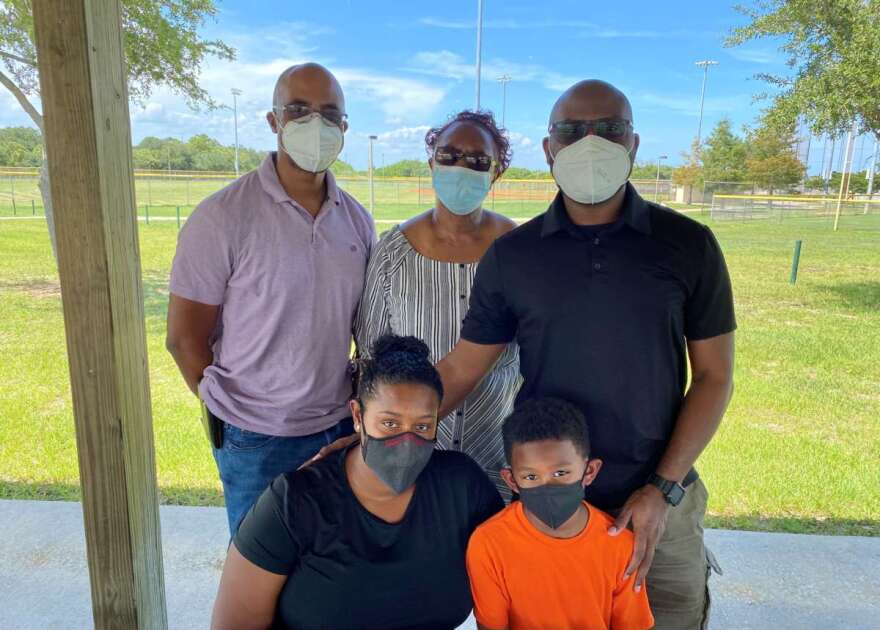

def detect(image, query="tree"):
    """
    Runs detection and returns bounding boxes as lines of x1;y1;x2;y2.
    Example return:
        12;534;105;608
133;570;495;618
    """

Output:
726;0;880;139
804;175;827;192
0;125;41;166
330;160;357;177
503;166;552;180
701;119;748;184
375;159;431;178
0;0;234;259
828;170;869;194
672;140;703;203
744;115;805;194
630;162;673;180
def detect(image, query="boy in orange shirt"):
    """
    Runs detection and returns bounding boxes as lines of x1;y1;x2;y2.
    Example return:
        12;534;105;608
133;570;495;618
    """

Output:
466;398;654;630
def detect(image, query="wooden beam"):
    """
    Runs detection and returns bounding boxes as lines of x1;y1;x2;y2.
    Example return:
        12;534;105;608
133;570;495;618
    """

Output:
32;2;167;628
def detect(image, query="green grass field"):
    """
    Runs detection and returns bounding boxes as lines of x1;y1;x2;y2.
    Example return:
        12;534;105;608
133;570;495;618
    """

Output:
1;184;878;536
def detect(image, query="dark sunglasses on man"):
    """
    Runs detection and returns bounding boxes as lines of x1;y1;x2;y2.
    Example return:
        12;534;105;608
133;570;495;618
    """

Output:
433;146;495;173
549;118;633;145
275;102;348;127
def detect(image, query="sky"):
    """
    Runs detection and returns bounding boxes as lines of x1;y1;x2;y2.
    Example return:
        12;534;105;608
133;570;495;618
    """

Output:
2;0;877;173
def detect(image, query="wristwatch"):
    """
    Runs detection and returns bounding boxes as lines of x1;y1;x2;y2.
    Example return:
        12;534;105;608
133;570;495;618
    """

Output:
648;473;686;507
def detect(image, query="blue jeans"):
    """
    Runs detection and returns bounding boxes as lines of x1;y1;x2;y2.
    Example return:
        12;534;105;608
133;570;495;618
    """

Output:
212;416;353;535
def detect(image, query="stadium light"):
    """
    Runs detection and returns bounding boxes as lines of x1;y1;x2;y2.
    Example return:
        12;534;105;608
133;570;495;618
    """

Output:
655;155;668;202
231;88;242;177
694;60;718;148
497;75;512;127
368;135;378;214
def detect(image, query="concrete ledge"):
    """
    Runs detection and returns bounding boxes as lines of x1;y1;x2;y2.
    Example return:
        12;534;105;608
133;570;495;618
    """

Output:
1;500;877;629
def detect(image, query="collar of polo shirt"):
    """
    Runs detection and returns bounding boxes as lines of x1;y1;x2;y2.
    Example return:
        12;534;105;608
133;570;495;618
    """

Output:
541;182;652;239
258;151;342;209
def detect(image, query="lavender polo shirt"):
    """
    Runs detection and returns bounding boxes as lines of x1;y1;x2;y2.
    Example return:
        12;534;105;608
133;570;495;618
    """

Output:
169;153;375;437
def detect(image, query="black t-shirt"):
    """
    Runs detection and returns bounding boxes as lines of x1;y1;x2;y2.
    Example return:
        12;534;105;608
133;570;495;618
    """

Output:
461;185;736;510
233;446;504;629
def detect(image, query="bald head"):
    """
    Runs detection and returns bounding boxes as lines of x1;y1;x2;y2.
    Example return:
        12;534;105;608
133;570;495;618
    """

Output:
549;80;632;127
272;63;345;112
542;79;639;176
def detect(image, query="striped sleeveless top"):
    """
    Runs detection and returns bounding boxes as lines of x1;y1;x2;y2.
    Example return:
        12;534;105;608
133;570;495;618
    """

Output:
355;226;521;497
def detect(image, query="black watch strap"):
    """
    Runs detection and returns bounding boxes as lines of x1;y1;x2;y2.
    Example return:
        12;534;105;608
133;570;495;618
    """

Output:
648;473;686;506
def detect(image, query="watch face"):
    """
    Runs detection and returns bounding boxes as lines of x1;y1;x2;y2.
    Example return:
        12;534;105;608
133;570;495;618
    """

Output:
668;484;686;506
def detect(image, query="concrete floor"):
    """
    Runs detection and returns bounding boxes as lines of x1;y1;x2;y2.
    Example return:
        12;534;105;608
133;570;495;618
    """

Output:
1;499;878;629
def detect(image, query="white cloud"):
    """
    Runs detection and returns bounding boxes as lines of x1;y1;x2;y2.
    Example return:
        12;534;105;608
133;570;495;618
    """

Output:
638;92;752;116
419;17;529;29
375;125;432;144
727;48;779;65
507;131;545;162
419;16;691;39
334;69;445;122
407;50;578;93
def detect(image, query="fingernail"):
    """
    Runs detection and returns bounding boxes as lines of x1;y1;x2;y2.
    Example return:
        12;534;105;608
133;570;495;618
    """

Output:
635;584;641;593
608;527;617;534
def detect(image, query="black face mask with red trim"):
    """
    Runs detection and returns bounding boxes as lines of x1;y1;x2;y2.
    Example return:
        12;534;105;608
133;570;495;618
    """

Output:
360;428;435;495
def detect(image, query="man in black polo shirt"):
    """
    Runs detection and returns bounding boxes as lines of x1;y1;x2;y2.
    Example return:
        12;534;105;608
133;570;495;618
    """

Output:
436;80;735;629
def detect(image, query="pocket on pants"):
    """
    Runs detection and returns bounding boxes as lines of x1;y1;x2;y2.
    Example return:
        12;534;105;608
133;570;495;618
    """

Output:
700;546;723;630
223;423;277;451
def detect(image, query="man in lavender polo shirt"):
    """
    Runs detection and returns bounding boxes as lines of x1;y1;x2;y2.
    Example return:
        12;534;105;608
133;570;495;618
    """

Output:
166;63;375;534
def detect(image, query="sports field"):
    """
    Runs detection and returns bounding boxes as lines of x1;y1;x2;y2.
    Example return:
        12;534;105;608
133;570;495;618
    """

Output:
0;179;878;536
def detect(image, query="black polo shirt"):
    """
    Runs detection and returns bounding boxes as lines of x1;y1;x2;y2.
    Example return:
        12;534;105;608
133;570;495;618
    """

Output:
461;184;736;510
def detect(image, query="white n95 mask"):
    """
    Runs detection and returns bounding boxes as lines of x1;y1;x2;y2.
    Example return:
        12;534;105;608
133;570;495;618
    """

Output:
551;134;632;204
279;113;344;173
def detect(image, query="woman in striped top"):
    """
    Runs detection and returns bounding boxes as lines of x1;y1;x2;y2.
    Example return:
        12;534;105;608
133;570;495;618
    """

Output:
355;110;521;497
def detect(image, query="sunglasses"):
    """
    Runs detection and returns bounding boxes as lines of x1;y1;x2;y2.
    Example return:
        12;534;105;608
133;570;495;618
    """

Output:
275;103;348;127
434;147;495;172
549;119;633;145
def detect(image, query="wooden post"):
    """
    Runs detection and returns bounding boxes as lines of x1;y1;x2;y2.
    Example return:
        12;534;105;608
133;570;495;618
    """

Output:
32;2;167;629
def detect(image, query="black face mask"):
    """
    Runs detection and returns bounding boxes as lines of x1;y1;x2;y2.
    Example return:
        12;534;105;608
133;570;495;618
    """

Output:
517;479;585;529
361;426;435;495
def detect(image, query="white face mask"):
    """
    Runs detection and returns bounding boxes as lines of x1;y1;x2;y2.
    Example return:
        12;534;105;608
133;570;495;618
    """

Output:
278;113;344;173
550;134;632;204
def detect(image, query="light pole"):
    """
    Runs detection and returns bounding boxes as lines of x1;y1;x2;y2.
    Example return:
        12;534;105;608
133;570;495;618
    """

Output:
475;0;484;109
655;155;668;202
867;139;878;200
694;60;718;148
825;136;837;193
833;120;859;231
231;87;242;177
368;135;377;214
497;74;511;127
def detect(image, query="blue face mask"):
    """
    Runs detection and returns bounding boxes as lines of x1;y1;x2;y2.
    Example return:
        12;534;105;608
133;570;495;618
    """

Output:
431;164;492;215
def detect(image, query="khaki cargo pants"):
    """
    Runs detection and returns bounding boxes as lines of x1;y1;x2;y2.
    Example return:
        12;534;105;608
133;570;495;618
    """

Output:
645;477;722;630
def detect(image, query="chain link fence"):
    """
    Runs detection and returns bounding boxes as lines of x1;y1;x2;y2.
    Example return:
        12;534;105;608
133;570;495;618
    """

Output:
0;168;674;223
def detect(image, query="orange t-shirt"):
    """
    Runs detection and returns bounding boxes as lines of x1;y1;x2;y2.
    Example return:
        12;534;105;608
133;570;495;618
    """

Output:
466;501;654;630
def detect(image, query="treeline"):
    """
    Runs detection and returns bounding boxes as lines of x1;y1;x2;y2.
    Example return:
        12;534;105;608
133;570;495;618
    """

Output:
0;128;357;176
0;127;42;166
132;135;362;176
672;117;816;195
371;160;673;181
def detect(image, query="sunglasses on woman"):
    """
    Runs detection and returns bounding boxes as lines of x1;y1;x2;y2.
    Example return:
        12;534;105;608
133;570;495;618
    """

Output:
549;119;633;145
434;147;495;173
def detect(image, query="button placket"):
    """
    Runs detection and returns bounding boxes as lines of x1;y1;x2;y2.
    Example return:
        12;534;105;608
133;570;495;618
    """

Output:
452;263;468;450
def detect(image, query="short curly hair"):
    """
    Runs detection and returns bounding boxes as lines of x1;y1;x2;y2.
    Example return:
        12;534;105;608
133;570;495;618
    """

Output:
425;109;512;179
502;398;591;461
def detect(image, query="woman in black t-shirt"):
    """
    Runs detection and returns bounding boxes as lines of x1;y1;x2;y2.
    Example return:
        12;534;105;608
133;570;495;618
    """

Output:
211;334;504;630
